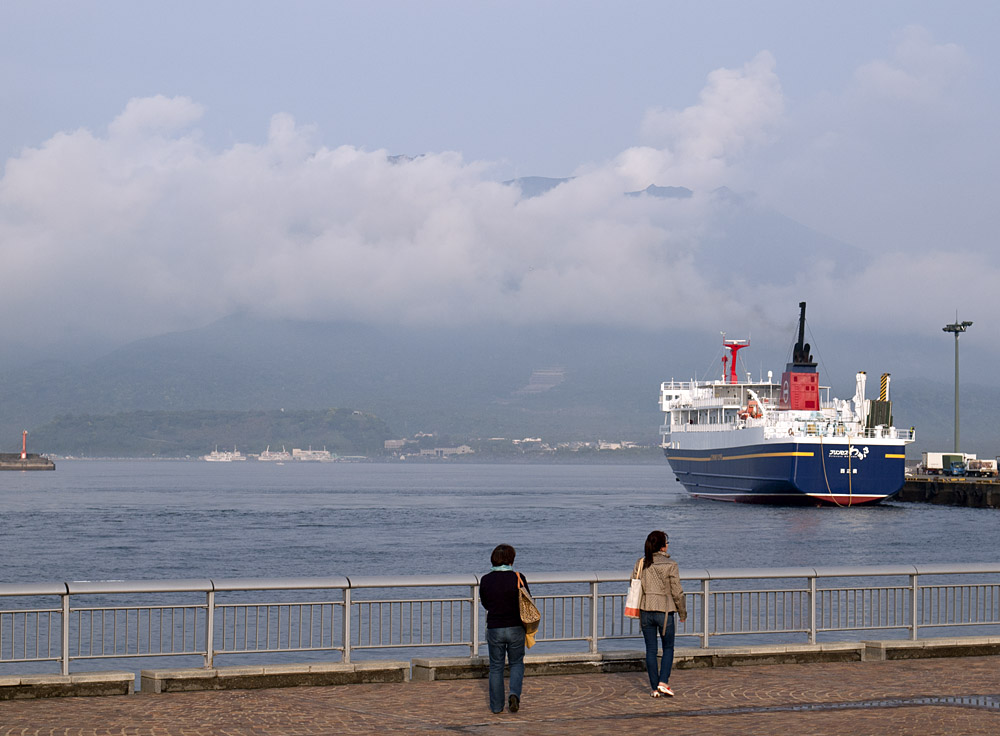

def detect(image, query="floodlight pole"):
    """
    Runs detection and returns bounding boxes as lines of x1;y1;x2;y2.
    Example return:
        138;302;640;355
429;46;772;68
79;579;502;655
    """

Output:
942;318;973;452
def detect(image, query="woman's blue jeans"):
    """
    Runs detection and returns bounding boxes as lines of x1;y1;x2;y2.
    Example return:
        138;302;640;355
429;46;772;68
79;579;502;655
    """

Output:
640;610;676;690
486;626;525;712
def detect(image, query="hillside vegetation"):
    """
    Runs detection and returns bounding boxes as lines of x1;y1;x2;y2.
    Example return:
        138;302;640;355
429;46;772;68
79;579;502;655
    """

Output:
29;408;392;458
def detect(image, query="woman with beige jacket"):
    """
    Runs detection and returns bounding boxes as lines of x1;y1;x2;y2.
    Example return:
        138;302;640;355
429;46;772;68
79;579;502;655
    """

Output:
633;530;686;697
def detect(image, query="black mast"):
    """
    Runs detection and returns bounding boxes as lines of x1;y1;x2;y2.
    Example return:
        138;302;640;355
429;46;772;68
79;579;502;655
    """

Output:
790;301;816;369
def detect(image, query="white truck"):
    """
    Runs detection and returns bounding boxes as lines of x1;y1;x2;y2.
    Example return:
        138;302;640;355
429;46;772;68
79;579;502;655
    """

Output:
967;458;999;478
921;452;970;476
920;452;998;477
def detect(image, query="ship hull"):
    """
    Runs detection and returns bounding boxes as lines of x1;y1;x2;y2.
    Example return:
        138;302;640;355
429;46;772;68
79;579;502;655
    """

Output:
664;440;907;507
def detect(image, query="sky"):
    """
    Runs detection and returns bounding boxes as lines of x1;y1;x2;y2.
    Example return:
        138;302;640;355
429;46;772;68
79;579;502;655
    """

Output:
2;1;999;375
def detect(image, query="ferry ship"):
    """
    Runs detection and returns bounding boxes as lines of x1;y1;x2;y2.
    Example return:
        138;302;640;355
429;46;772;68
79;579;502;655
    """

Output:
659;303;914;506
291;447;334;462
258;446;292;462
203;447;246;462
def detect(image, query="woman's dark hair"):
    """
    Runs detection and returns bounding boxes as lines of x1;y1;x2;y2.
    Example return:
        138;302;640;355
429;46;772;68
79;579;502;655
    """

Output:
643;530;667;570
491;544;516;567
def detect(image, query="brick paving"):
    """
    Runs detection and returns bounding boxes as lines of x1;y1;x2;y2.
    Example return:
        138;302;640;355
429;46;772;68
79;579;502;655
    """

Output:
2;657;1000;735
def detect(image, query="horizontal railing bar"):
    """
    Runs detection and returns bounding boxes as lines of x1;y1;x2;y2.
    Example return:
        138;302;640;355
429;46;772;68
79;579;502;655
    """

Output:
350;641;470;650
350;598;471;605
0;583;68;597
0;608;61;615
66;580;213;595
216;601;344;608
212;577;350;592
346;575;478;588
68;650;204;660
71;605;204;613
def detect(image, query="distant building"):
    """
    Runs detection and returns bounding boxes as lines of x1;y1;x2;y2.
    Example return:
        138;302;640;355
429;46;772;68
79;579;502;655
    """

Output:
419;445;474;458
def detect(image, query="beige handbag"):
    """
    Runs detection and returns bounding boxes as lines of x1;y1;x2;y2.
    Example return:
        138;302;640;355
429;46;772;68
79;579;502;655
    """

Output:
517;573;540;647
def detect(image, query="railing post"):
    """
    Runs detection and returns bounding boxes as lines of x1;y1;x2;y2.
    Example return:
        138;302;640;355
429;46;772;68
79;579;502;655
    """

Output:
342;588;352;663
471;583;480;657
910;573;919;641
590;581;599;654
809;575;817;645
61;592;70;676
204;590;215;668
701;579;710;648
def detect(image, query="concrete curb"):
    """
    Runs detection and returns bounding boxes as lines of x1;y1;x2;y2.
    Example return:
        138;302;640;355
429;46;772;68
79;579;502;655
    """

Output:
5;637;1000;699
0;671;134;701
862;636;1000;660
139;661;410;694
413;643;867;681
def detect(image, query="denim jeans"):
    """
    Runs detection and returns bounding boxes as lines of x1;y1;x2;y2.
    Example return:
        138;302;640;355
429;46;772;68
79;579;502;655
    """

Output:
486;626;525;712
640;610;676;690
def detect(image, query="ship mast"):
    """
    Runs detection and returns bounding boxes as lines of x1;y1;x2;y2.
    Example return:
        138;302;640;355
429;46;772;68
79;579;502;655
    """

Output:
721;332;750;384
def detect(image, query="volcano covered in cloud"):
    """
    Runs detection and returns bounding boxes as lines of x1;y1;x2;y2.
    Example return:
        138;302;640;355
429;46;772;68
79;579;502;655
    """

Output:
2;41;997;456
0;49;954;358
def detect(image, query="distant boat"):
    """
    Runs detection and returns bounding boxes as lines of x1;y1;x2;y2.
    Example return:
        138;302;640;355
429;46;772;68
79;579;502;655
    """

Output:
203;447;246;462
258;445;293;462
292;447;335;462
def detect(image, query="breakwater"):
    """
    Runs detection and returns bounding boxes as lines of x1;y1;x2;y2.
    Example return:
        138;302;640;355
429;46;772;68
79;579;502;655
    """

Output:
896;477;1000;508
0;452;55;470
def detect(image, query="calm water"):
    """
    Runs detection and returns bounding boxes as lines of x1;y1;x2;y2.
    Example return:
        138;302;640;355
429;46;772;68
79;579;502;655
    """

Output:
0;460;996;584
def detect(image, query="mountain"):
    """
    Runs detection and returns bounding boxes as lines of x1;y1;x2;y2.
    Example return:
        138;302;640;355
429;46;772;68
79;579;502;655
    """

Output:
2;314;997;460
27;408;391;457
0;317;684;448
1;184;994;459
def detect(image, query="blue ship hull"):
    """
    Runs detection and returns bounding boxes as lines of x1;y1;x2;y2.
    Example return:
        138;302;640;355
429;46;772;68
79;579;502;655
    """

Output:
664;441;907;506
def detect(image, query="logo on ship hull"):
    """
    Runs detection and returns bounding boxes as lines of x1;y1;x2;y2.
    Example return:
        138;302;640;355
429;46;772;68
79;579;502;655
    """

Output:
827;446;869;460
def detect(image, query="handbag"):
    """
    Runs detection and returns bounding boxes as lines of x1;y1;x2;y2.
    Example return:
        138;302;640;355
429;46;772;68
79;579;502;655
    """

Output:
517;573;540;647
624;559;643;619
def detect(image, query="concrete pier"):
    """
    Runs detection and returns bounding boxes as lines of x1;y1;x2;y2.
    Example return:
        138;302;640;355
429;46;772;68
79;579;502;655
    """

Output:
0;452;55;470
896;477;1000;508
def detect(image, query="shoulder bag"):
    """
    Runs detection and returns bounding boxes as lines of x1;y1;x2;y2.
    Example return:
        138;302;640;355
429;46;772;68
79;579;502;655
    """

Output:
516;572;540;647
624;558;643;619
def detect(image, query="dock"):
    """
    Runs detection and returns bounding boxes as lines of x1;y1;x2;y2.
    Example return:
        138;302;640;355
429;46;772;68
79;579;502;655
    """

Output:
0;452;55;470
897;477;1000;508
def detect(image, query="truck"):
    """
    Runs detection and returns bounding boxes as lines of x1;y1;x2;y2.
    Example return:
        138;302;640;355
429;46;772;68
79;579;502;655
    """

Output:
920;452;998;477
921;452;971;476
967;458;999;478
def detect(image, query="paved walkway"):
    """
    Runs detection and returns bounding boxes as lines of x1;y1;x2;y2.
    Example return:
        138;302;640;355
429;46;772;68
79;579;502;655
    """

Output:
2;656;1000;735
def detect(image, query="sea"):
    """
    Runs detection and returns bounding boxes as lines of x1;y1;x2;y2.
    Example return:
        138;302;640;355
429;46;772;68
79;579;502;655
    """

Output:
1;460;996;585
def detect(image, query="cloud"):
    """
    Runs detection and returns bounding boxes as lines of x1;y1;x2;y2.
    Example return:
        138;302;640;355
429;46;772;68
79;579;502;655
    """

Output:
108;95;205;138
633;51;784;190
0;68;784;348
854;26;971;104
1;37;996;361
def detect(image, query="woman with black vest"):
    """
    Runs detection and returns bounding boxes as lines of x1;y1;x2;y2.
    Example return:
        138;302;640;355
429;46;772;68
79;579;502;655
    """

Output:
479;543;531;714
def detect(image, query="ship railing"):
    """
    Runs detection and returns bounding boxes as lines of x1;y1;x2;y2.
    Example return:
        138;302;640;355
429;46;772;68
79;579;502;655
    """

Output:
3;565;1000;675
763;421;915;442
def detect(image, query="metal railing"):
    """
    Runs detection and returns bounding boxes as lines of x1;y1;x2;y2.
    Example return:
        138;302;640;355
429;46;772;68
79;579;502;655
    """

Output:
2;564;999;675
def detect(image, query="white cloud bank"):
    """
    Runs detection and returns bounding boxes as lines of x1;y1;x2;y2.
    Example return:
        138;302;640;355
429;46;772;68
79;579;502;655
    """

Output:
2;34;998;354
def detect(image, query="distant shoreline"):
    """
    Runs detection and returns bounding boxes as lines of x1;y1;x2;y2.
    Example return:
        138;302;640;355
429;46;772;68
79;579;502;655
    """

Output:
47;450;667;465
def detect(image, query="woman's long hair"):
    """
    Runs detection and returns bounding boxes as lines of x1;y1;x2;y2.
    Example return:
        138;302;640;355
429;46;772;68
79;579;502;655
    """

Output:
643;530;667;570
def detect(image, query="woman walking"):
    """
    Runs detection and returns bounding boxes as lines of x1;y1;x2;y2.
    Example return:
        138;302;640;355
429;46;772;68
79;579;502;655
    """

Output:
633;530;686;697
480;544;530;714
